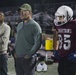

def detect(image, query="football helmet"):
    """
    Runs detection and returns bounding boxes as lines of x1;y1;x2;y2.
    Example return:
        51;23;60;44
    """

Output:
54;5;73;26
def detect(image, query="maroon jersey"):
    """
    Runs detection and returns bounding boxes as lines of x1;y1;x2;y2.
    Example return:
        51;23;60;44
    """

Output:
54;20;76;57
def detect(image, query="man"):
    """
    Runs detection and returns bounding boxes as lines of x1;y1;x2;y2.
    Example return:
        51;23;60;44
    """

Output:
53;5;76;75
14;3;42;75
0;12;10;75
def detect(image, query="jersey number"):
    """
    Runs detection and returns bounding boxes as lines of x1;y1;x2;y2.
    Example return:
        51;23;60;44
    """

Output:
58;34;71;50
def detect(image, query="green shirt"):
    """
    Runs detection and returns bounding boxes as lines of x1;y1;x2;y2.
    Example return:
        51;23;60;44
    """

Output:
15;19;42;57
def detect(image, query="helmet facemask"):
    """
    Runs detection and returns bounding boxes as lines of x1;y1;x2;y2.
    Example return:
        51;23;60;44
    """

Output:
54;15;67;26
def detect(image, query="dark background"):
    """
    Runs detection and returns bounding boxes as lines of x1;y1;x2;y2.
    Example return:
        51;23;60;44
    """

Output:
0;0;76;7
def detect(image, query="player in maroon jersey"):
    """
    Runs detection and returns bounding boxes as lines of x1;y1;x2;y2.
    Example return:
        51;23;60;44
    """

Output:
54;5;76;75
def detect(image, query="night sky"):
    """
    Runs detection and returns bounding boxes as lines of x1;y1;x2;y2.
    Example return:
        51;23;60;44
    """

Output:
0;0;76;7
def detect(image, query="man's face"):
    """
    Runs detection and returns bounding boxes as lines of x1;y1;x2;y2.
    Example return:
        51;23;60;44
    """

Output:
20;10;31;20
0;13;4;22
57;16;64;22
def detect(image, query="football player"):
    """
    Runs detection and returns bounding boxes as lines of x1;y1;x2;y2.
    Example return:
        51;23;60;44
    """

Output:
54;5;76;75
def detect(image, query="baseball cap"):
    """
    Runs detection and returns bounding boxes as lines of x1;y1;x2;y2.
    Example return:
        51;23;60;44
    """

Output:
18;3;32;11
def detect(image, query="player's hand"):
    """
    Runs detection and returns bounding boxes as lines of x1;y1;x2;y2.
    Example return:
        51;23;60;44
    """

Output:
67;51;76;62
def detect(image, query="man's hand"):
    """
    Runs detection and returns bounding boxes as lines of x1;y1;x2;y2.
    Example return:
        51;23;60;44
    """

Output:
13;53;17;58
24;54;30;59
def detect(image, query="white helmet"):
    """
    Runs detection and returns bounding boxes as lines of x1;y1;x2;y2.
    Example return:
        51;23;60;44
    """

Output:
54;5;73;26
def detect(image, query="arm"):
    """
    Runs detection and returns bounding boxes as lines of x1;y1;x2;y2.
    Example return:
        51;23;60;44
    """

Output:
25;25;42;59
29;26;42;56
0;33;4;44
2;25;10;49
53;29;59;50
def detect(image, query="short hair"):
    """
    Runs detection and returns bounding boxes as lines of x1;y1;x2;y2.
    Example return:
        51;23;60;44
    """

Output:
0;11;4;16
